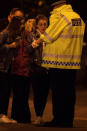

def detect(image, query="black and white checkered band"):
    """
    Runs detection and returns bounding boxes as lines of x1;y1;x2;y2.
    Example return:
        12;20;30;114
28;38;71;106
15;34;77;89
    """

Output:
42;60;80;66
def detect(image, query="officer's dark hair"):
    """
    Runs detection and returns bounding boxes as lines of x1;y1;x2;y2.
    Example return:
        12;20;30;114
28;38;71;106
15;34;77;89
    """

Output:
47;0;67;6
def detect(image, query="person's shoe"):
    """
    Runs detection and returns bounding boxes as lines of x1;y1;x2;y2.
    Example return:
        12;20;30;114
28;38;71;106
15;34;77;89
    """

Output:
0;115;17;123
9;118;17;123
32;116;43;125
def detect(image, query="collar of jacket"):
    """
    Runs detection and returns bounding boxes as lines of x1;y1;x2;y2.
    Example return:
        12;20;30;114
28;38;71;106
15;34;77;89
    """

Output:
50;4;73;15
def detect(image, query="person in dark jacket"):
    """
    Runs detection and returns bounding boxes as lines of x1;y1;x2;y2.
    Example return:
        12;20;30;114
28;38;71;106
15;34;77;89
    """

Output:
26;15;49;124
10;18;37;123
0;8;24;123
10;30;32;123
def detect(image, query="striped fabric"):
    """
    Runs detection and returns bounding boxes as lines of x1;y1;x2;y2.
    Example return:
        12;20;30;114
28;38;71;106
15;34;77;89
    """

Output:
42;60;80;67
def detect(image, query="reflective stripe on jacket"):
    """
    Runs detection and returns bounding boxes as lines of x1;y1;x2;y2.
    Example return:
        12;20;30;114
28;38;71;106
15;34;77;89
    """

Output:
40;5;85;69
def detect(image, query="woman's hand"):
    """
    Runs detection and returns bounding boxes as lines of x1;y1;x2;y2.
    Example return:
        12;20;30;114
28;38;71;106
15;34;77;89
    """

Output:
4;42;18;49
32;40;39;48
32;38;43;48
36;38;43;45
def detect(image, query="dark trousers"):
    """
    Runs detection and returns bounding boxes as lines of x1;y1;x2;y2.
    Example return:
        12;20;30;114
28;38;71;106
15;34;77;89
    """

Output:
48;68;76;126
0;71;11;115
10;74;31;123
32;67;49;117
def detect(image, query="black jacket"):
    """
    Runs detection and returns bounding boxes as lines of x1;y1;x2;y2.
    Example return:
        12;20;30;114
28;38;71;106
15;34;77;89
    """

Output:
84;24;87;43
25;30;43;73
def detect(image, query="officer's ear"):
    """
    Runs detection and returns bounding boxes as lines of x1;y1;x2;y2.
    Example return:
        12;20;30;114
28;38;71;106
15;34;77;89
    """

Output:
8;14;13;23
8;15;10;22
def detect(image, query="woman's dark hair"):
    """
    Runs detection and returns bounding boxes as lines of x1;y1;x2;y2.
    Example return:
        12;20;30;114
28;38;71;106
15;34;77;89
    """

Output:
35;14;48;25
8;16;24;42
10;8;24;16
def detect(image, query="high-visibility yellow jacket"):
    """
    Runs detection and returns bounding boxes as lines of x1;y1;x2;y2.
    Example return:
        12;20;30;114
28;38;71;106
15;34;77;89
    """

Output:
40;5;85;69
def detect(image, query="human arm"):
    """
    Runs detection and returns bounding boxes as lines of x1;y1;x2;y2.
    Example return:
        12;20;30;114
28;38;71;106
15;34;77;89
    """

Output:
3;36;22;49
3;42;18;49
0;30;8;45
24;31;39;53
33;14;68;46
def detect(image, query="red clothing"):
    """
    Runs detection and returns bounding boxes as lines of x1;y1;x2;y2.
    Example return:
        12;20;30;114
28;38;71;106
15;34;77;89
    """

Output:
12;33;30;77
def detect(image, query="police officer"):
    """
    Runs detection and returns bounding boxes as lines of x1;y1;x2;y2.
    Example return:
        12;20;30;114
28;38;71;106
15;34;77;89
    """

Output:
35;0;85;127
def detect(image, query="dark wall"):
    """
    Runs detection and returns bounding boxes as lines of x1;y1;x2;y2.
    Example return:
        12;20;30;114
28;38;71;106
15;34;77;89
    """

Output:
0;0;87;22
0;0;11;18
69;0;87;23
0;0;24;18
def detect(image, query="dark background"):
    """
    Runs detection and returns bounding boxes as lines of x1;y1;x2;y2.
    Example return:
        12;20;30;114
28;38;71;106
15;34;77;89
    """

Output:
0;0;87;22
0;0;87;88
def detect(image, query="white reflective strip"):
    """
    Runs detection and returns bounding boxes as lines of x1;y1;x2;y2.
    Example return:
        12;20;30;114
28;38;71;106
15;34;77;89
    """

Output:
60;14;72;38
43;32;54;42
72;35;84;38
43;53;80;59
60;34;84;38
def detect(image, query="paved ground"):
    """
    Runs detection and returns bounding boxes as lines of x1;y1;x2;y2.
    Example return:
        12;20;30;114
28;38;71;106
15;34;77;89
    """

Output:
74;88;87;128
1;87;87;130
7;87;87;127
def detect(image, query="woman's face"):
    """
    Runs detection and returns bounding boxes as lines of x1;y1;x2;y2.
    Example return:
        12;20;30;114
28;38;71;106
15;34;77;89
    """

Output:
37;19;48;34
